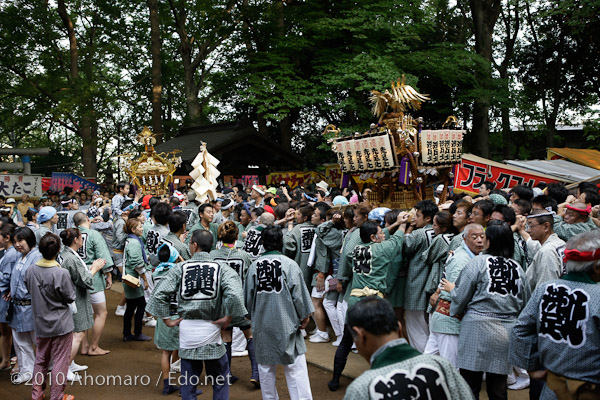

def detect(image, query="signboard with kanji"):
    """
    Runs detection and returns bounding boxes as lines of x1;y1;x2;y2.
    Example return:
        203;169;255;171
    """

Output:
333;133;396;173
266;171;317;188
0;174;42;198
419;129;464;167
50;172;101;193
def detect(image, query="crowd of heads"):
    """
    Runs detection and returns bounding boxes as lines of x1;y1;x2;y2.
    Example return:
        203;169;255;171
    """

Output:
0;176;598;266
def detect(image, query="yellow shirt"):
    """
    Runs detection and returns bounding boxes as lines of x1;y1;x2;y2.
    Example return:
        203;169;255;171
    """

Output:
17;201;33;222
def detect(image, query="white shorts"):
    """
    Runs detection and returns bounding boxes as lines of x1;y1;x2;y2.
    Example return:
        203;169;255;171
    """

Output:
90;291;106;304
311;286;326;299
143;271;155;302
424;331;459;368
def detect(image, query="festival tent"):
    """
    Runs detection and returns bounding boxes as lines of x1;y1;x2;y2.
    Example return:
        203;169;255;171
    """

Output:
504;159;600;183
547;147;600;170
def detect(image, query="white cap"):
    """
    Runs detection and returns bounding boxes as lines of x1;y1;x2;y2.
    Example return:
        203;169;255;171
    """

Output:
316;181;329;194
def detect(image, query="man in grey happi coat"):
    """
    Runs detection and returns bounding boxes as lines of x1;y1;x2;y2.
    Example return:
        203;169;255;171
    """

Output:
162;211;192;260
35;206;58;244
245;226;315;400
147;229;247;400
283;205;317;289
524;209;566;291
425;224;484;368
403;199;438;353
343;297;474;400
554;202;596;242
144;202;172;267
510;230;600;400
242;212;273;260
181;191;199;229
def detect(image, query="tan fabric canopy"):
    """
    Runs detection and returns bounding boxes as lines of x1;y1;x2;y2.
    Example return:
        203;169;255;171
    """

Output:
547;148;600;170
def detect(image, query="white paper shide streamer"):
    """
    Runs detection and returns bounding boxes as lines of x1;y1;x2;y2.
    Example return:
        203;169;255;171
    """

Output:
190;141;220;202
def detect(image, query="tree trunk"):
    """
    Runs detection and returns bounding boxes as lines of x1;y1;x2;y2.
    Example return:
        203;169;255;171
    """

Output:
168;0;202;124
500;100;511;159
83;14;97;178
57;0;97;178
545;27;565;149
469;0;501;158
274;0;295;150
148;0;164;141
525;3;550;148
546;122;555;148
80;123;96;179
257;114;268;135
57;0;78;79
471;102;491;158
496;2;520;160
280;116;293;151
183;60;202;123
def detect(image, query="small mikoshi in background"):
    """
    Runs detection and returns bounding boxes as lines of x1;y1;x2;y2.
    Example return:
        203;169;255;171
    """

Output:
117;126;181;196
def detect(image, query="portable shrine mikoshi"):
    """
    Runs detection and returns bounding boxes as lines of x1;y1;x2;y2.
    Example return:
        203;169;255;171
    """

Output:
324;75;465;210
117;126;182;196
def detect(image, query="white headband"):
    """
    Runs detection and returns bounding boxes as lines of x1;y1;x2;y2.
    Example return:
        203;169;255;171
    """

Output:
252;185;265;196
526;206;556;219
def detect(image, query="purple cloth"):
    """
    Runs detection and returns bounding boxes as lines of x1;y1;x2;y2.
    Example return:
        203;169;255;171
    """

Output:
128;234;148;264
398;156;410;185
341;174;350;189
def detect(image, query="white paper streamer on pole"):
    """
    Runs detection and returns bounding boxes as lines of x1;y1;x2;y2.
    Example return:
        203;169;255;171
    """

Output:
191;142;220;203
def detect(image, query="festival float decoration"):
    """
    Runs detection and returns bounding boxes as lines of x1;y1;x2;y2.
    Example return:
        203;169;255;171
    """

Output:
189;141;221;203
118;126;181;196
325;75;464;209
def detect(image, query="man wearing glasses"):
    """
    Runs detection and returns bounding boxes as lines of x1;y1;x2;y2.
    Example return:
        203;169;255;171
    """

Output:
523;209;566;291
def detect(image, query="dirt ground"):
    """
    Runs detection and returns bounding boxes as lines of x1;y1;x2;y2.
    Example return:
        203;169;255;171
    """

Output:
1;288;530;399
0;289;352;399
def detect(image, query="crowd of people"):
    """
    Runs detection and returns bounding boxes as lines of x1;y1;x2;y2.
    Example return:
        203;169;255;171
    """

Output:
0;177;599;400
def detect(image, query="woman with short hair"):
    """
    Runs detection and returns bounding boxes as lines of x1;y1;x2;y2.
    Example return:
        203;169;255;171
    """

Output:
25;232;76;399
8;227;42;384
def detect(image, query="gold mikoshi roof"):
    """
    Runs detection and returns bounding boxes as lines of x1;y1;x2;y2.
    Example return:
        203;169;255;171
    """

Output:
116;126;181;196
